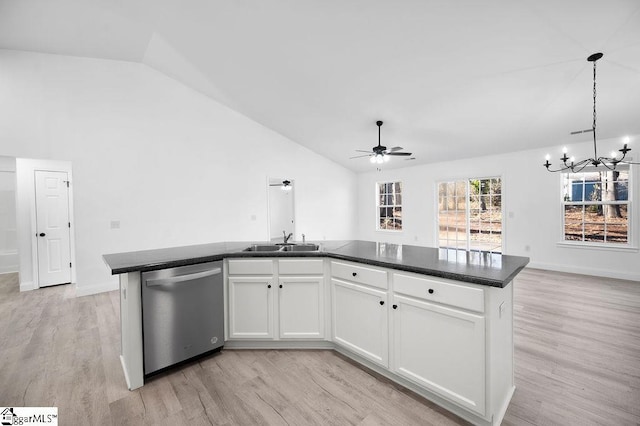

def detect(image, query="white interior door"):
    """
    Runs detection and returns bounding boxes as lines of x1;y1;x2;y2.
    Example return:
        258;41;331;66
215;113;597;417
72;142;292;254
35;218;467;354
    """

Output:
35;170;71;287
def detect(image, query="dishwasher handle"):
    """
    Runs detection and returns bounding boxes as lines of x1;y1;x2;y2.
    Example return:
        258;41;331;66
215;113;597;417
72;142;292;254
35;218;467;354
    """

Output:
145;267;222;287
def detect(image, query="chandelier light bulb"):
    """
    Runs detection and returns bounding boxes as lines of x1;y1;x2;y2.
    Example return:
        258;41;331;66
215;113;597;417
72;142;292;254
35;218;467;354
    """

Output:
376;155;384;164
611;151;617;158
623;136;630;144
570;156;575;163
384;155;390;162
370;156;376;163
545;154;551;161
562;147;568;154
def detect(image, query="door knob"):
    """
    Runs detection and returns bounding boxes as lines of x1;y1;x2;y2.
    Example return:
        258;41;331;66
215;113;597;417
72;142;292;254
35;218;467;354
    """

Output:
39;233;46;237
379;301;385;306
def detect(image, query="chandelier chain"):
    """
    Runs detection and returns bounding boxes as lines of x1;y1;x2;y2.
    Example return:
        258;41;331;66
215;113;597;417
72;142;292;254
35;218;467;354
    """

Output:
543;52;638;172
592;59;597;132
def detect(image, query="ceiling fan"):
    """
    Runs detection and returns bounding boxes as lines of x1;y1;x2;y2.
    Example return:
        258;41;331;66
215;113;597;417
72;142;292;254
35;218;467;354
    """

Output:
351;121;412;164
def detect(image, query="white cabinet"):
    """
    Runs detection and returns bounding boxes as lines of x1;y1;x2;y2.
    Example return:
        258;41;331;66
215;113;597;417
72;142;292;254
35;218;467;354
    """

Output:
227;258;324;341
228;276;274;339
332;278;388;367
226;256;513;425
392;294;486;415
279;276;324;339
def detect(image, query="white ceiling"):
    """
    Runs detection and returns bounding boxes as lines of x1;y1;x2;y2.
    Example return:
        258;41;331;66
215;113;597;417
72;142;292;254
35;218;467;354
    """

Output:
1;0;639;172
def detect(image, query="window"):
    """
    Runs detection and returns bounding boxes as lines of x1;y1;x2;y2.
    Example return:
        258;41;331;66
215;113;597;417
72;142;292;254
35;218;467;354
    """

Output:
562;167;630;245
377;181;402;231
438;177;502;252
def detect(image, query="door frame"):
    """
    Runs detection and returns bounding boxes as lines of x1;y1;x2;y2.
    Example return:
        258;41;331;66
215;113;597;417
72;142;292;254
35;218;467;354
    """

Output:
16;158;76;291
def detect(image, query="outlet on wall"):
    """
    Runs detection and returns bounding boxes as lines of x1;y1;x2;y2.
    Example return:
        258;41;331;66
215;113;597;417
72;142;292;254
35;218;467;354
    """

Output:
110;220;120;229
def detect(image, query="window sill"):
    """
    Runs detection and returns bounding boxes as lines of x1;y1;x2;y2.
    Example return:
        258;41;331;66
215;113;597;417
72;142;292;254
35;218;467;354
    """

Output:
556;241;639;253
376;229;403;233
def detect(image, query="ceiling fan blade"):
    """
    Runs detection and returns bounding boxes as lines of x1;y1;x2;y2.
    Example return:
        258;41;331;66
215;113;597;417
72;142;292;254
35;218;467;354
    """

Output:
386;152;412;156
387;146;403;152
355;149;373;153
350;154;373;159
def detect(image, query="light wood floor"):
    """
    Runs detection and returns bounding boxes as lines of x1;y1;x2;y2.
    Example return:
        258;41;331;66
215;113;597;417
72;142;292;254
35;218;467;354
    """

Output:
0;269;638;425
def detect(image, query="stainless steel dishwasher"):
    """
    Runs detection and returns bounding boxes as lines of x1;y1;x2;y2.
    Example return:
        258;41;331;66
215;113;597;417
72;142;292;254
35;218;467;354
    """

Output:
142;261;224;376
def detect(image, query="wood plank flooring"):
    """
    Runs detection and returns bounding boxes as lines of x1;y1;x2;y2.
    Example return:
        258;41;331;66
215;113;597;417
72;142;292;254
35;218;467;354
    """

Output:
0;269;638;425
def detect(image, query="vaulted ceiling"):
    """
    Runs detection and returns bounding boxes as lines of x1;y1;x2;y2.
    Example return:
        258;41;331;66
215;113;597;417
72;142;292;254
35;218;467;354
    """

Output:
1;0;639;172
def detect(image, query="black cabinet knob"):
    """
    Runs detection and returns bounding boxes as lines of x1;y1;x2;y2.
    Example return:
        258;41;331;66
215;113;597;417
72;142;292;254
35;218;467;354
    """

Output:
379;301;385;306
39;233;46;237
267;284;271;288
392;304;398;309
279;284;283;288
428;288;434;294
352;272;357;277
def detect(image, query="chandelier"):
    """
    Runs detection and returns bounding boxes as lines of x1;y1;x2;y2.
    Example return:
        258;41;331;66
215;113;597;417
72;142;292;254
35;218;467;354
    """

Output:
543;53;638;172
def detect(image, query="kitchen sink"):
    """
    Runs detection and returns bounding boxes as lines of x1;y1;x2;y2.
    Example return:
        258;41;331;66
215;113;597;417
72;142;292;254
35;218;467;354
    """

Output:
243;244;282;252
281;244;320;252
243;243;320;252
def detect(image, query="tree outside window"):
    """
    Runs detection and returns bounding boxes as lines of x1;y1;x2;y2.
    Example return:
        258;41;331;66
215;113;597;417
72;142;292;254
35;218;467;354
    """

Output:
562;168;629;244
377;182;402;231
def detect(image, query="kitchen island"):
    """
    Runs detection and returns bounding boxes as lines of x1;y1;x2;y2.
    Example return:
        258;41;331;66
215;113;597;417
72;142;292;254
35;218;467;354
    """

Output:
103;240;529;426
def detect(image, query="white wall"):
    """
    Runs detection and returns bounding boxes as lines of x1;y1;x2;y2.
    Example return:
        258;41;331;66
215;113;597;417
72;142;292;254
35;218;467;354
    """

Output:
0;156;18;274
0;50;357;295
357;139;640;281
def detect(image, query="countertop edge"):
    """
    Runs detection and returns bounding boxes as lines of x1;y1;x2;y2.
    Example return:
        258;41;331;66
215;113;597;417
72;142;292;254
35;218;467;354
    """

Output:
104;248;529;288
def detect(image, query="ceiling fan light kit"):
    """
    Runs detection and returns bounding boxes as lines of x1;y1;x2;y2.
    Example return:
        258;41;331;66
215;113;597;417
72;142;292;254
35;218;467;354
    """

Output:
544;52;637;172
351;120;413;164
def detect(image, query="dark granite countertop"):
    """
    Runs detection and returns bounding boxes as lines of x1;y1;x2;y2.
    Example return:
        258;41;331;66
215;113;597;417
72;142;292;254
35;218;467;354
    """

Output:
103;240;529;288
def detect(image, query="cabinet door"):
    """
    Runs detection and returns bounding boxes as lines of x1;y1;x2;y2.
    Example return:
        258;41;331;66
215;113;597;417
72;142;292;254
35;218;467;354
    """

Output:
392;295;485;415
228;277;274;339
279;276;324;339
332;278;388;367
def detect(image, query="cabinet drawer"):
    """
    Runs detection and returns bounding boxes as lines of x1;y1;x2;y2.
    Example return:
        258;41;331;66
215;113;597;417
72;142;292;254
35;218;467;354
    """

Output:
393;273;484;313
228;259;274;275
331;261;387;290
279;259;324;275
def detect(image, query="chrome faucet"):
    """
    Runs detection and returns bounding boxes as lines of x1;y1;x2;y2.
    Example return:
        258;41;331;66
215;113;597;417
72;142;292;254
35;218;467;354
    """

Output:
283;231;293;244
302;233;306;244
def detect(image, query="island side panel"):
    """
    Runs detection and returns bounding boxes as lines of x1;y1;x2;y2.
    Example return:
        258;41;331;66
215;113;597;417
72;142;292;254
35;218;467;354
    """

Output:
120;271;144;390
487;280;515;425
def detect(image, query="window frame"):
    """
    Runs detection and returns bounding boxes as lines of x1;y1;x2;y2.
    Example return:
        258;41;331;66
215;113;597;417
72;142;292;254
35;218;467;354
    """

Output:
376;181;403;232
436;175;504;253
558;165;635;250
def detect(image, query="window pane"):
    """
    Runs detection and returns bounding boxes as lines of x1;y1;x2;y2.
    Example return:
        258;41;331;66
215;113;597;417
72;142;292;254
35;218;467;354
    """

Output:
604;205;628;243
564;205;583;241
492;195;502;209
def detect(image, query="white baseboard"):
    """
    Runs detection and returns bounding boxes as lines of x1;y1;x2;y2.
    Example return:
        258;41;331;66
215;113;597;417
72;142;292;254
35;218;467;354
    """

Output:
526;262;639;282
20;280;36;292
0;252;18;274
75;281;119;297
